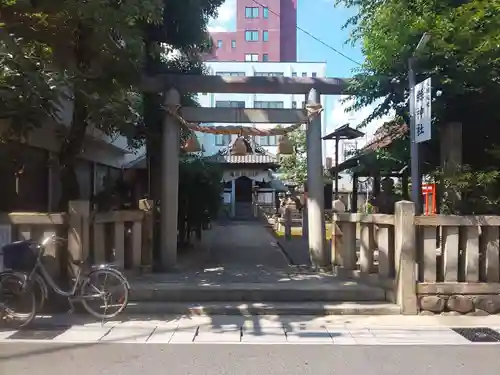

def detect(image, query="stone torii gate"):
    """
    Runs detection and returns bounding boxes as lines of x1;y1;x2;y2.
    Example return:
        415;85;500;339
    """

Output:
141;74;348;270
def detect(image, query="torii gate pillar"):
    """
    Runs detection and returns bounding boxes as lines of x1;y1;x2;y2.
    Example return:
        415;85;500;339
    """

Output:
306;88;327;267
160;87;181;269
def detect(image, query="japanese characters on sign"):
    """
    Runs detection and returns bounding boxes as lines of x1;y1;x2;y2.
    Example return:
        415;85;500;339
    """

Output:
414;77;432;143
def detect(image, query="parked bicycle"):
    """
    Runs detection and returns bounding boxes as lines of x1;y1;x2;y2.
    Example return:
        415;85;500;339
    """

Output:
0;234;130;328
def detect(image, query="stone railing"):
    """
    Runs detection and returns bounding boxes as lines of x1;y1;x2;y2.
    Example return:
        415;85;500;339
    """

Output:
0;211;67;277
331;203;412;312
333;201;500;315
0;200;153;277
415;214;500;315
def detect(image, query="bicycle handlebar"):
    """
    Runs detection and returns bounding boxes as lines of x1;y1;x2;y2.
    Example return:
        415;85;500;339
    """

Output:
41;235;67;246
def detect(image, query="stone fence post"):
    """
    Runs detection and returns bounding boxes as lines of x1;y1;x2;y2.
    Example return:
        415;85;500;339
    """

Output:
394;200;418;314
284;205;292;240
330;199;346;266
139;199;154;273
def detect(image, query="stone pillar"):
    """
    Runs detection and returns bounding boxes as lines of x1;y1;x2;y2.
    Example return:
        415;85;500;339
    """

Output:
230;179;236;218
284;205;292;240
306;88;326;267
330;199;346;266
440;122;463;213
161;88;181;270
394;201;417;314
301;207;308;239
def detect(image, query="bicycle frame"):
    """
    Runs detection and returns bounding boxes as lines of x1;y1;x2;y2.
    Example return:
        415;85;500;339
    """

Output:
28;256;83;298
30;243;130;298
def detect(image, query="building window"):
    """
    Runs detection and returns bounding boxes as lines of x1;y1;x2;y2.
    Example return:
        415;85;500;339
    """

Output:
302;72;307;77
245;30;259;41
312;72;317;77
215;71;245;76
216;101;246;108
254;101;284;109
217;40;222;48
292;101;297;109
245;53;259;62
292;72;297;77
245;6;259;18
254;72;284;77
263;30;269;42
257;135;277;146
231;40;236;48
215;134;231;146
262;54;269;62
263;7;269;18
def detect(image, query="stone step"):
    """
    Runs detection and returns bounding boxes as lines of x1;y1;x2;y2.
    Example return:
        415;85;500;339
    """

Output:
125;301;400;316
130;282;388;303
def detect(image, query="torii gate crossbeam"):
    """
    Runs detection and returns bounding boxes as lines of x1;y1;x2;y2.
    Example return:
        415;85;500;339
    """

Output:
141;74;349;95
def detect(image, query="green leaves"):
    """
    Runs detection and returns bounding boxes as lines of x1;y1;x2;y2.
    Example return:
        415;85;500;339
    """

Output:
278;128;308;186
0;0;224;146
337;0;500;128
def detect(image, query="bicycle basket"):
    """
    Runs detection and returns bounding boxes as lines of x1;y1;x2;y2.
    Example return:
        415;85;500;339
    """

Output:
1;241;40;272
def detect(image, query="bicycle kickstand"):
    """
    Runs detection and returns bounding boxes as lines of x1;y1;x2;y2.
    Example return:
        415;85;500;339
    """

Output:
67;298;76;315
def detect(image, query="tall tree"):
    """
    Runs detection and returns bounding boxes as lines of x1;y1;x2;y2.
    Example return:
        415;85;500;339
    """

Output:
336;0;500;213
0;0;224;208
337;0;500;132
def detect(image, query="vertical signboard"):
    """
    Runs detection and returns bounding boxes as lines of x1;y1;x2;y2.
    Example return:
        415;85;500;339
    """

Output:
415;77;432;143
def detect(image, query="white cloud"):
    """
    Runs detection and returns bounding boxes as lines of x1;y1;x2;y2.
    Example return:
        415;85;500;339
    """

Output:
330;96;394;145
208;0;236;32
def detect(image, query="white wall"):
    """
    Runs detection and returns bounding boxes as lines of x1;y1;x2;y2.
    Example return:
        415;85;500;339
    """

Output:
1;92;145;169
196;61;329;160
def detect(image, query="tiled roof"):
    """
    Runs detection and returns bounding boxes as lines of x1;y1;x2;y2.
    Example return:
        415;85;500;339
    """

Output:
328;121;408;173
361;122;408;152
204;153;278;164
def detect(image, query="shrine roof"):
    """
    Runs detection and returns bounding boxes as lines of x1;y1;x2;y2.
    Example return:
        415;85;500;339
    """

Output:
204;153;278;164
204;138;279;165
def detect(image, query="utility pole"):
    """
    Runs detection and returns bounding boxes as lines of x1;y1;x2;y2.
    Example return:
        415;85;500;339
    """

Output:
409;32;431;214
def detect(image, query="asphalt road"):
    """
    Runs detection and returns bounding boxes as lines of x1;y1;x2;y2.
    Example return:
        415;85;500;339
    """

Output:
1;343;500;375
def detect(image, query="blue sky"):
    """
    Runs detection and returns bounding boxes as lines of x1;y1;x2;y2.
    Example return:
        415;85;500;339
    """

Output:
297;0;363;77
207;0;391;140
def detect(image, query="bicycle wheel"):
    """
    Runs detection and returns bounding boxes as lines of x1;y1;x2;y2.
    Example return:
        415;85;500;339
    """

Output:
0;272;36;329
80;269;129;319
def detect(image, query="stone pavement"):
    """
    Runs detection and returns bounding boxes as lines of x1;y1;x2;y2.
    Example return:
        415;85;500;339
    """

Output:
202;220;290;270
131;220;364;288
126;220;390;314
3;314;500;345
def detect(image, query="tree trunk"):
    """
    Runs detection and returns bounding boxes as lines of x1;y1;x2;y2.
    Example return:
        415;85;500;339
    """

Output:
58;100;88;210
58;24;91;211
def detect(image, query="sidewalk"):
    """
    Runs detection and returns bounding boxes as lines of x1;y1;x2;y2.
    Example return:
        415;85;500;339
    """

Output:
4;314;500;344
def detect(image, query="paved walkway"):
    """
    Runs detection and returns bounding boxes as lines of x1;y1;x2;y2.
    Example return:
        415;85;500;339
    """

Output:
4;314;500;345
205;221;289;270
133;221;351;286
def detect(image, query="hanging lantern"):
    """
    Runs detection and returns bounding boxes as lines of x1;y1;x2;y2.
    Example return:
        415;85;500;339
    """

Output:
230;136;248;155
182;132;201;152
277;134;294;155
